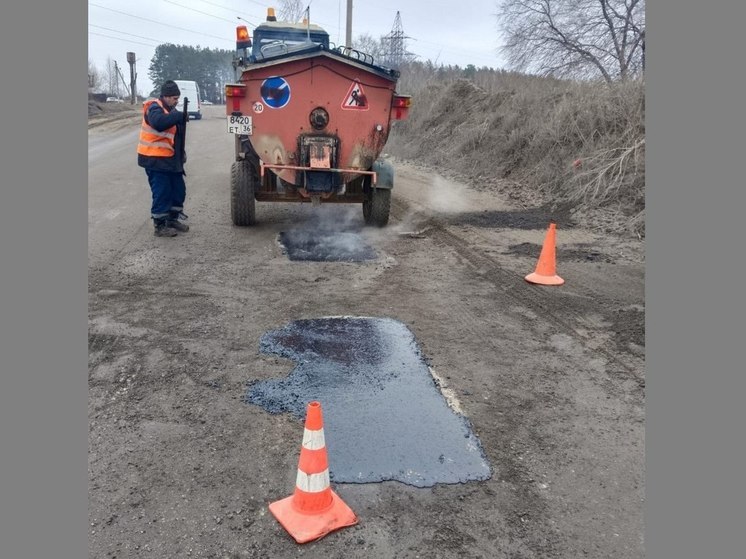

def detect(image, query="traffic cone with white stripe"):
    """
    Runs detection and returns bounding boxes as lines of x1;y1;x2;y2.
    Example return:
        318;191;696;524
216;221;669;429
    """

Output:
268;401;358;543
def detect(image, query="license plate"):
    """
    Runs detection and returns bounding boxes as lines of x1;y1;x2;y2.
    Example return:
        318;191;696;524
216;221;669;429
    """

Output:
227;115;253;135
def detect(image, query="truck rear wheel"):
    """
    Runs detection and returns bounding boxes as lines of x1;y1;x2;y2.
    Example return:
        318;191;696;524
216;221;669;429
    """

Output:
363;187;391;227
230;160;257;226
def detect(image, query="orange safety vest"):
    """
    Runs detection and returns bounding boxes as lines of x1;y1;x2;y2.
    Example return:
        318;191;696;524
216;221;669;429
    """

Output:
137;99;177;157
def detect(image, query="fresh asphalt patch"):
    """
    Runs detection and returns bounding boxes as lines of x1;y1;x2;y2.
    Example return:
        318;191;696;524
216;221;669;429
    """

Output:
245;317;492;487
278;230;377;262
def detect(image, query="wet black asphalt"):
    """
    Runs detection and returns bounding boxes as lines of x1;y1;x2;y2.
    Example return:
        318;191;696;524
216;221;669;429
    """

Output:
246;317;492;487
278;230;377;262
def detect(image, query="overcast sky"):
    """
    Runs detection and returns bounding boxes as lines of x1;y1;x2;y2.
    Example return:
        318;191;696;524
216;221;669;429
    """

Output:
88;0;506;95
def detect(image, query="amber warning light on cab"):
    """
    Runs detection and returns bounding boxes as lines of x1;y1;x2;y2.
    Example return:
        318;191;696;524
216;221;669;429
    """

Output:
236;26;251;50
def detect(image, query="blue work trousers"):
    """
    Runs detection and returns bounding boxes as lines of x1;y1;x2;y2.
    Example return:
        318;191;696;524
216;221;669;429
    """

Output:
145;169;186;220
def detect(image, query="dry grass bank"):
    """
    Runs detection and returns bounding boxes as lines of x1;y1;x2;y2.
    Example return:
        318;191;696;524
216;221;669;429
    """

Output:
387;64;645;238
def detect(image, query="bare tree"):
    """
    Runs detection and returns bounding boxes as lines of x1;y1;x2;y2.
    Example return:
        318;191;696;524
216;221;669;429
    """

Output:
277;0;306;22
497;0;645;82
103;57;118;96
352;33;385;63
88;59;103;92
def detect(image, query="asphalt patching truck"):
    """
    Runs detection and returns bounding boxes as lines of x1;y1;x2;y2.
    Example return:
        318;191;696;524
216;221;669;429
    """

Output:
225;8;411;227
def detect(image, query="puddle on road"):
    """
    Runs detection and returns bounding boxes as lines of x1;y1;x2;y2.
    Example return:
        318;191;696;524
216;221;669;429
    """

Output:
278;230;377;262
246;317;492;487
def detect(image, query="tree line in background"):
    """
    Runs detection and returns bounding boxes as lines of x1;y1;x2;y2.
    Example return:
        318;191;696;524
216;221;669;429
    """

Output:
147;44;236;102
88;45;236;103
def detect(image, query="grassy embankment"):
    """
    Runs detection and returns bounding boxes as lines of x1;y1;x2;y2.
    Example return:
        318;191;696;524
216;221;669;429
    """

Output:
387;63;645;238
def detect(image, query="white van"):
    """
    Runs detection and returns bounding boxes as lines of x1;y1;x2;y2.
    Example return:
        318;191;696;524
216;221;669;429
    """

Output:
173;80;202;120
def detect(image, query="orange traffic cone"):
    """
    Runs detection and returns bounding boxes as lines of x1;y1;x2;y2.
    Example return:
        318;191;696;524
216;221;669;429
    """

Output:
268;401;358;544
525;222;565;286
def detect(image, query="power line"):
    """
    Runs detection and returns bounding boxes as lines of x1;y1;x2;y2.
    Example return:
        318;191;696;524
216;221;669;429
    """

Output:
89;31;159;49
89;2;233;44
236;16;260;30
194;0;267;15
161;0;238;24
89;24;162;46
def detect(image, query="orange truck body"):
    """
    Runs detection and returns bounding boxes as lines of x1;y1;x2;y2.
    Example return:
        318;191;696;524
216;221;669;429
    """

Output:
225;13;410;226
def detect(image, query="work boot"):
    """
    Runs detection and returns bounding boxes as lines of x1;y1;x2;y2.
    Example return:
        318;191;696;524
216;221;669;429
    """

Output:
168;211;190;232
167;219;190;232
153;219;178;237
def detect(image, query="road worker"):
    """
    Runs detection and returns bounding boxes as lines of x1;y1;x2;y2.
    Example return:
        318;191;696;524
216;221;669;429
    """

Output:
137;80;190;237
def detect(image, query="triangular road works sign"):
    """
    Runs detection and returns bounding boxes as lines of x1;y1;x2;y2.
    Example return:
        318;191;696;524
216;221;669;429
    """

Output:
341;80;369;110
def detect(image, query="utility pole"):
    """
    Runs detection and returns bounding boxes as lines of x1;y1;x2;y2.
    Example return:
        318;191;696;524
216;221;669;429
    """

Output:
127;52;137;104
345;0;352;50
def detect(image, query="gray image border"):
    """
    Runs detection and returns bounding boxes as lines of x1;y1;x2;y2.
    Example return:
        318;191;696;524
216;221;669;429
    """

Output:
647;0;744;558
0;1;88;558
1;0;744;558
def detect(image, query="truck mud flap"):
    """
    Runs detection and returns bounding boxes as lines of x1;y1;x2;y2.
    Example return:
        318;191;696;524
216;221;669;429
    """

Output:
371;158;394;189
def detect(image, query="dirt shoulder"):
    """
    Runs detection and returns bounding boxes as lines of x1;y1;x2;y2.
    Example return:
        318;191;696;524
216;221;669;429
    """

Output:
88;100;141;129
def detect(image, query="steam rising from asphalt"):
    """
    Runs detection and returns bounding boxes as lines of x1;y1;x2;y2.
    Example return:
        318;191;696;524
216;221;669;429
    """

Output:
280;206;376;261
382;175;474;240
280;175;475;259
424;176;474;214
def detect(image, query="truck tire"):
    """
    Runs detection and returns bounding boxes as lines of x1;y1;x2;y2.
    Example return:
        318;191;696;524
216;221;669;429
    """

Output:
363;187;391;227
230;160;257;226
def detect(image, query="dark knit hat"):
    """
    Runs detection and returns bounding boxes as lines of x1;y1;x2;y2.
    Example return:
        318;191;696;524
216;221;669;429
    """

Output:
161;80;181;97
